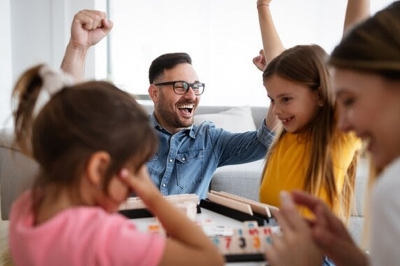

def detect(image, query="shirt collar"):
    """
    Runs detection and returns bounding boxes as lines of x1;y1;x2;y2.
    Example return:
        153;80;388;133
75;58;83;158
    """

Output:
149;112;195;137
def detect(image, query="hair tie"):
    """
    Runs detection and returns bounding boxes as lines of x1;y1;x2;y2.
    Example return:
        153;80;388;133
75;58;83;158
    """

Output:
38;65;75;95
33;65;75;117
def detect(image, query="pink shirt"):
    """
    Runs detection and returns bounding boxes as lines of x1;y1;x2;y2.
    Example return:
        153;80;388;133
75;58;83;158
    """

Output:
9;191;165;266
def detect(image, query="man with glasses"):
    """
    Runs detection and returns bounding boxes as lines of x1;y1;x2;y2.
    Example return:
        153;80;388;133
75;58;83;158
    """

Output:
61;10;276;199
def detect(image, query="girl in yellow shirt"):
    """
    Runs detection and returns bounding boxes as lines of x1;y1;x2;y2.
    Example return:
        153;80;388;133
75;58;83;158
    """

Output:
254;0;368;220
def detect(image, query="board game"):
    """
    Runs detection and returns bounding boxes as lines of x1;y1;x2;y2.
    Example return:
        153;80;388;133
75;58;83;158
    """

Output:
119;191;280;264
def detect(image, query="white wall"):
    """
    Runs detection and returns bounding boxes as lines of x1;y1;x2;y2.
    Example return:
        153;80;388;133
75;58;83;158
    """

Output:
0;0;98;128
107;0;394;107
0;0;394;127
0;0;12;128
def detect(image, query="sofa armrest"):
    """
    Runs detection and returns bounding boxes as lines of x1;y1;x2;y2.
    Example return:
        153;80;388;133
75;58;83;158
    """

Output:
0;128;37;220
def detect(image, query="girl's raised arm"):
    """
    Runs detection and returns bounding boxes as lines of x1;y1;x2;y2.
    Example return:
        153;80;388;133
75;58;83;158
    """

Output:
256;0;285;67
343;0;370;36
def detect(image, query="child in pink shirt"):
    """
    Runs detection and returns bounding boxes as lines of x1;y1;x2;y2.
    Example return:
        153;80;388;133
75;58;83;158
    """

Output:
9;64;224;266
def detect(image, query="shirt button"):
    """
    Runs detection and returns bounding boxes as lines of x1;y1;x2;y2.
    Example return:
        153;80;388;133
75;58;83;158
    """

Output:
169;159;173;163
182;158;186;161
162;184;166;187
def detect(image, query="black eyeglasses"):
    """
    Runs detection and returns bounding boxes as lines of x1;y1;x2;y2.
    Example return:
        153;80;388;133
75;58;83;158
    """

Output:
154;81;205;96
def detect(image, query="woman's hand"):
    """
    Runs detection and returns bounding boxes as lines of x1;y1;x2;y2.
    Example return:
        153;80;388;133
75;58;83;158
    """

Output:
291;190;369;266
265;191;324;266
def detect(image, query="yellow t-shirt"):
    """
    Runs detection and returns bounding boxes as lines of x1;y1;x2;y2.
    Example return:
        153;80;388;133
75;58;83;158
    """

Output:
259;131;360;216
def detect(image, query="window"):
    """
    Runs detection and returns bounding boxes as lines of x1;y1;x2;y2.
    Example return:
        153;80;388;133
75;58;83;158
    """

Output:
101;0;394;106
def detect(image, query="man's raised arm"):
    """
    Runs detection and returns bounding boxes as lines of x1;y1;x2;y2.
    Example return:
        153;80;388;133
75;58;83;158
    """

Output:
61;10;113;81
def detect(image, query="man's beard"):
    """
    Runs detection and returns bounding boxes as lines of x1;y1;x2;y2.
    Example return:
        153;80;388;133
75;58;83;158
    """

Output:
158;95;194;129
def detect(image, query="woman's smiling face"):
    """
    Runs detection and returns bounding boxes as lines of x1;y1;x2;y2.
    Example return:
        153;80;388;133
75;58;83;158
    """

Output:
333;68;400;168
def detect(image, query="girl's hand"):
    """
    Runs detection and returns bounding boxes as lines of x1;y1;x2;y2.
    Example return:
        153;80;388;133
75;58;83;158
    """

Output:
256;0;272;6
253;49;267;72
118;166;160;204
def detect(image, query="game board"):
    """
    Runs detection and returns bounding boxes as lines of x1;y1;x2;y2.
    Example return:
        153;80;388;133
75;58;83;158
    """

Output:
119;192;280;264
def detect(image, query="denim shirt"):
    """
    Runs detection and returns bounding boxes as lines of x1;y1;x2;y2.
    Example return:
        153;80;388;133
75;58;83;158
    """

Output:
147;113;274;199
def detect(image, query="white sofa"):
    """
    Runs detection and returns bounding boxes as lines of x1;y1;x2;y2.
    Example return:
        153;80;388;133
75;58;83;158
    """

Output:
0;104;367;244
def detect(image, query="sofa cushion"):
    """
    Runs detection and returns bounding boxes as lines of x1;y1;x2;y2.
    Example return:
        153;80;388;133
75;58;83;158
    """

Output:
193;106;256;133
210;159;265;202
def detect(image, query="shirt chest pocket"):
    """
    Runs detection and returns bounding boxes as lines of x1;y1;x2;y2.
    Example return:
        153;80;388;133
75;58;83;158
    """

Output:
176;149;205;188
175;150;204;164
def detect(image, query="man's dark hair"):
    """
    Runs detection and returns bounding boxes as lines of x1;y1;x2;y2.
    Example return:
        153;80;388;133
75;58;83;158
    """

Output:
148;52;192;84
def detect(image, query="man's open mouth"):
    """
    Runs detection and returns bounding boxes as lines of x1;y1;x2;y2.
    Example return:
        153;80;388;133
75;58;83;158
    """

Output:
177;104;194;116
